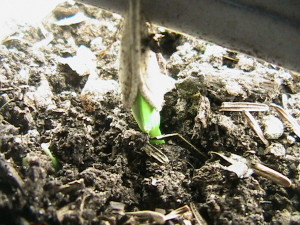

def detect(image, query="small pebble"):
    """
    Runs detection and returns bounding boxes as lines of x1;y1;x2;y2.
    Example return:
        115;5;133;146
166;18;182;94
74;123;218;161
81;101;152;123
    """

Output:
237;55;256;71
53;4;79;19
286;135;296;144
203;45;226;68
13;137;22;144
90;37;105;52
262;115;284;139
265;143;286;157
0;93;10;105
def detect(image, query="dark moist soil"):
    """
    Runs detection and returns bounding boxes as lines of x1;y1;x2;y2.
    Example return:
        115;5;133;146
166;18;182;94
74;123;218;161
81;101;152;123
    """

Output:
1;2;300;225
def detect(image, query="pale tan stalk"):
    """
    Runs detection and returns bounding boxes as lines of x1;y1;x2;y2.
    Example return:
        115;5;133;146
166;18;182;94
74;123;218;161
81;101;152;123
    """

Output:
270;103;300;138
243;111;269;146
220;102;269;112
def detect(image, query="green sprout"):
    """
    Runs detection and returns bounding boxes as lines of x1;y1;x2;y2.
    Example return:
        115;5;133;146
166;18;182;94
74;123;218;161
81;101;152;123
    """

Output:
45;149;61;172
41;143;61;171
132;94;165;144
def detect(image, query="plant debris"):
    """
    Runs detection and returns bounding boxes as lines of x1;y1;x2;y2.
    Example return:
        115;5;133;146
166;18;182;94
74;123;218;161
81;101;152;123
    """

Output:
220;102;269;111
270;103;300;138
243;111;270;146
211;152;292;187
125;205;191;224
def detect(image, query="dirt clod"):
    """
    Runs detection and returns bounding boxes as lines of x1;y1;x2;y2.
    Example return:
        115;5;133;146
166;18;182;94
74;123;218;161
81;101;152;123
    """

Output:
0;2;300;225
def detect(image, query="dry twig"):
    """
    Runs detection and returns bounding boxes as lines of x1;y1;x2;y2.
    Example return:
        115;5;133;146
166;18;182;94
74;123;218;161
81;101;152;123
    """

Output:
270;103;300;139
152;133;207;159
143;143;169;164
220;102;269;112
212;152;292;187
251;163;292;187
190;203;208;225
125;205;191;224
243;111;269;146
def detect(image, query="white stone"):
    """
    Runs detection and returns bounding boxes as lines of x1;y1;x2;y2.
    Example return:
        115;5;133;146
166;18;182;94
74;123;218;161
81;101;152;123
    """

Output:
59;45;97;76
262;115;284;139
265;143;286;157
237;55;256;71
24;74;56;110
203;45;226;68
81;73;119;96
286;135;296;144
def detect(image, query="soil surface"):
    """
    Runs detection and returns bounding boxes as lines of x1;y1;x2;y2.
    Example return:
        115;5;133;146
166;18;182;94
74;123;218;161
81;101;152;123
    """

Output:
1;2;300;225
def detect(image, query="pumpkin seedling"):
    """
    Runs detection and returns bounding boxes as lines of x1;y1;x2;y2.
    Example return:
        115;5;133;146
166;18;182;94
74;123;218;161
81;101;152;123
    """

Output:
132;94;164;144
41;143;61;171
119;0;174;144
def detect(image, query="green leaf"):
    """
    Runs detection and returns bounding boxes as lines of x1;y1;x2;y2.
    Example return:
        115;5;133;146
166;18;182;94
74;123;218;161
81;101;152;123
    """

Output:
132;93;165;144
